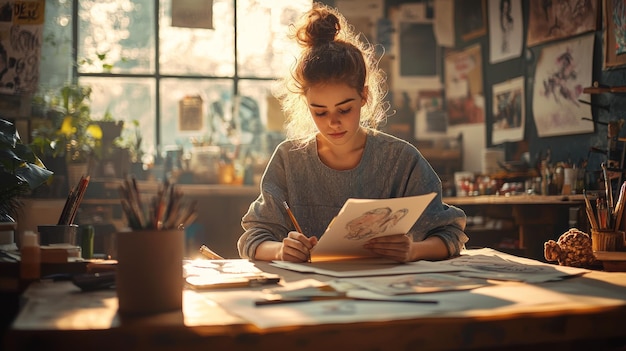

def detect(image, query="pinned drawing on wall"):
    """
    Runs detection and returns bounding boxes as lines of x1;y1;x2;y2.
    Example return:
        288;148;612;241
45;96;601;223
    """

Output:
335;0;383;48
178;95;204;132
526;0;598;47
488;0;523;64
491;76;524;145
532;34;593;137
433;0;455;48
171;0;213;29
444;44;485;126
459;0;487;41
603;0;626;69
0;0;44;94
390;3;441;91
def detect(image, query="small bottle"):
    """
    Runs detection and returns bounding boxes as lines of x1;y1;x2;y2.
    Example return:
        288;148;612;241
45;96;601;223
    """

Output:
20;231;41;280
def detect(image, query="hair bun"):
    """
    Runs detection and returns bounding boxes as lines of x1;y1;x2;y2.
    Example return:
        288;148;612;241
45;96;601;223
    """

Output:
297;7;341;48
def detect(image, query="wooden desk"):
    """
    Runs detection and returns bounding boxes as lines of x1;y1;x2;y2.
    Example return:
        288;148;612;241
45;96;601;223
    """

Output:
4;256;626;351
444;195;586;260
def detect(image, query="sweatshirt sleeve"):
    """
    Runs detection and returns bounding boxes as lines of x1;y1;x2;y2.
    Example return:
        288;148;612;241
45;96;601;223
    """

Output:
237;145;291;259
405;147;469;257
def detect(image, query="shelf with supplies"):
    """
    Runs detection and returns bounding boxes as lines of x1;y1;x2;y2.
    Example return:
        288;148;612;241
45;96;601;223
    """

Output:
445;195;587;261
415;134;463;197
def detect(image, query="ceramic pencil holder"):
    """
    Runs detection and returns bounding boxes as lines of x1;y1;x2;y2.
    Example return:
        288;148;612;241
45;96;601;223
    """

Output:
591;229;625;252
115;229;184;316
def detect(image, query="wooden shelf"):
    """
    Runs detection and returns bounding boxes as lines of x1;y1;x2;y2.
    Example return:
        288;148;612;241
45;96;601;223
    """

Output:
583;86;626;94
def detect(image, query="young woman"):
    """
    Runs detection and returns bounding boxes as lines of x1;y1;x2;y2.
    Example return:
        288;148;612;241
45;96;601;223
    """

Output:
237;2;468;263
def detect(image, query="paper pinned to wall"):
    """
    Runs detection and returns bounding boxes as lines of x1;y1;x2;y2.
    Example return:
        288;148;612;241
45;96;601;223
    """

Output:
171;0;213;29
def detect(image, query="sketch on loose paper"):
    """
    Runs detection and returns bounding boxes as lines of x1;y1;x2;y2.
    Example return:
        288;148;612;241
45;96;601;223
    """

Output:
345;207;408;240
311;193;436;261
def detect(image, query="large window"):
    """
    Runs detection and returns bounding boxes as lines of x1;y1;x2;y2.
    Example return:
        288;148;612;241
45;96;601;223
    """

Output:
41;0;311;167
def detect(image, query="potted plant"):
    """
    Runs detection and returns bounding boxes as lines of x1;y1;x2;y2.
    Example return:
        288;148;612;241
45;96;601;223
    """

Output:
115;119;146;179
0;118;53;224
30;84;101;189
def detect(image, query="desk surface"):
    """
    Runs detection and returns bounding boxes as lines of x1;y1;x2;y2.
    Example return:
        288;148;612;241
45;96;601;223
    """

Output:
5;252;626;351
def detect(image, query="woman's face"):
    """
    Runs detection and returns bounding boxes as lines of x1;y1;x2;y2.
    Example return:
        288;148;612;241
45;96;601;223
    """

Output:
305;82;366;147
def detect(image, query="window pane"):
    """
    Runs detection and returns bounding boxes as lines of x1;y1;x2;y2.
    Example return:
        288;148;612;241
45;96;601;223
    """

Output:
78;0;155;74
237;79;284;157
40;1;72;88
236;0;311;78
78;77;156;161
159;0;235;76
159;78;233;151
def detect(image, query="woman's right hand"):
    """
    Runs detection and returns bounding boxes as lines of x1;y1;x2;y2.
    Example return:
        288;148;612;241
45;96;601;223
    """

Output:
277;231;318;262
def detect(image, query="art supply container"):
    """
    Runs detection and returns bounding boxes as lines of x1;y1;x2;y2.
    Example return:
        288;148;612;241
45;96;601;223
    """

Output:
38;224;79;246
591;229;625;252
115;229;184;316
80;225;94;259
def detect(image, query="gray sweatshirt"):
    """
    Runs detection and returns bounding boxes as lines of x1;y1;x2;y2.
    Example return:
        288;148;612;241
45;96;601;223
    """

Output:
238;129;468;259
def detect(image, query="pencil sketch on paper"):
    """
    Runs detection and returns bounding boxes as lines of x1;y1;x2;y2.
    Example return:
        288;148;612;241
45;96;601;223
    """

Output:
311;193;436;261
532;34;593;137
345;207;408;240
448;255;542;273
342;273;491;295
488;0;523;64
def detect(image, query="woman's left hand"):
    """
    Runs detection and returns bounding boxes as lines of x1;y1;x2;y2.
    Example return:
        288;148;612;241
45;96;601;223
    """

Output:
363;234;412;262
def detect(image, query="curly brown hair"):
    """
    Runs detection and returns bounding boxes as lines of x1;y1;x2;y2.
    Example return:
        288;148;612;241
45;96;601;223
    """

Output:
273;2;389;147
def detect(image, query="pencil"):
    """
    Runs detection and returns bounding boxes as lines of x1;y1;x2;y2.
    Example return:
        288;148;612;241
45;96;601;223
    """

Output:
614;181;626;230
583;190;599;230
283;201;303;233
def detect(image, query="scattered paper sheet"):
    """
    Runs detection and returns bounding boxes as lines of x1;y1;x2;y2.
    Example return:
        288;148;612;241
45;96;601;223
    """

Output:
270;257;460;278
336;273;492;295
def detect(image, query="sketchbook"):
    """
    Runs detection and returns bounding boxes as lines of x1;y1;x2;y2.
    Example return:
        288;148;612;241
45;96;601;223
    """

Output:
310;192;437;262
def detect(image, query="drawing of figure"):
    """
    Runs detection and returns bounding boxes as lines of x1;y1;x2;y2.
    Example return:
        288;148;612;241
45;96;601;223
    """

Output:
500;0;514;53
541;47;582;107
344;207;408;240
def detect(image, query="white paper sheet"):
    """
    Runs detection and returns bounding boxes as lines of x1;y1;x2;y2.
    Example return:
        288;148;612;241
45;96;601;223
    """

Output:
311;192;437;261
270;258;461;278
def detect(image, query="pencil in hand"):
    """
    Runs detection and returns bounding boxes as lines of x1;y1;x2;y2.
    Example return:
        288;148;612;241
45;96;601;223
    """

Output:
282;201;303;233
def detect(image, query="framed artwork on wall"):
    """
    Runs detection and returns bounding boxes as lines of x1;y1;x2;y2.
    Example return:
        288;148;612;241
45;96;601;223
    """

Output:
491;76;525;145
390;3;441;91
527;0;598;47
459;0;487;41
603;0;626;69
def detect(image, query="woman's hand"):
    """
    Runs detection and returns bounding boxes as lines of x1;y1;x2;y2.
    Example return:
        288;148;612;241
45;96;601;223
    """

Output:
363;234;412;262
277;231;318;262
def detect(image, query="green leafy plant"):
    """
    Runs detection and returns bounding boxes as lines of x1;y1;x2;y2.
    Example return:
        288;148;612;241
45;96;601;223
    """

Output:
115;119;143;163
0;119;53;220
30;84;100;163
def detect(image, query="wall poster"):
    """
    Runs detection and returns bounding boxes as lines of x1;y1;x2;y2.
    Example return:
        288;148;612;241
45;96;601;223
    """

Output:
390;3;441;91
532;34;594;137
0;0;44;94
444;44;485;126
